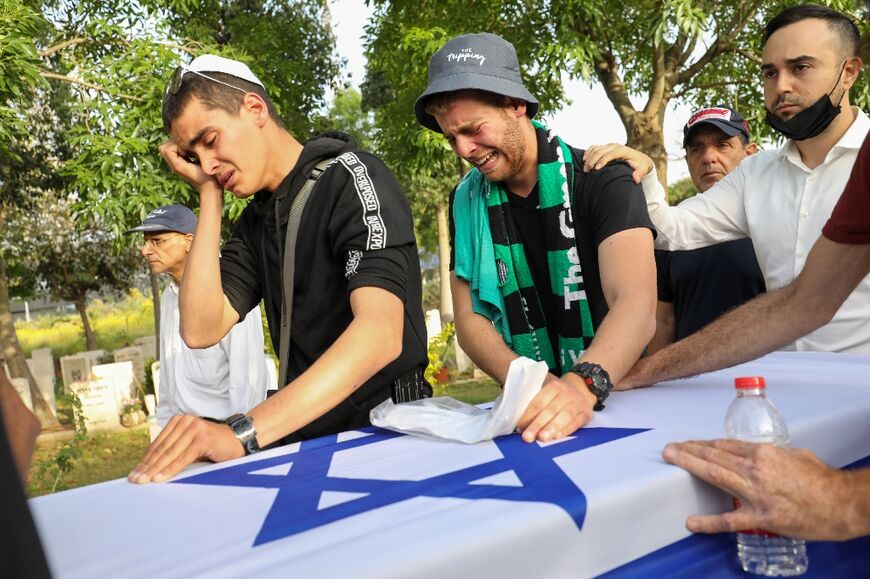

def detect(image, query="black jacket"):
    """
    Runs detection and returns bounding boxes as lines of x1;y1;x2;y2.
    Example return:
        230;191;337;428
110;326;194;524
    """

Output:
220;132;427;442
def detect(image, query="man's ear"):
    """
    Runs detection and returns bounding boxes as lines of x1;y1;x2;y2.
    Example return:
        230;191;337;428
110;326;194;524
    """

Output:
507;97;527;119
745;142;759;156
841;56;862;91
183;233;194;252
241;92;269;126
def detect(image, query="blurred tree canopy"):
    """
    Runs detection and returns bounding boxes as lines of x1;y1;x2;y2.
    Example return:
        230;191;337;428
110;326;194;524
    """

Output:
0;0;340;421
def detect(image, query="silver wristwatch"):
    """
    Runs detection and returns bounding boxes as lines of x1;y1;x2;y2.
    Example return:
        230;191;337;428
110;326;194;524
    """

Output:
225;413;260;455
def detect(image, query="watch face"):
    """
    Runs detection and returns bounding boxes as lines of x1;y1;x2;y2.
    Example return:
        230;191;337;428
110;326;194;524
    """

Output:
591;373;608;392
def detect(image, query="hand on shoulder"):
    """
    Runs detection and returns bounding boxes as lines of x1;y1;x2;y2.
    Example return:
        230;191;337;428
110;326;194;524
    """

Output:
583;144;654;184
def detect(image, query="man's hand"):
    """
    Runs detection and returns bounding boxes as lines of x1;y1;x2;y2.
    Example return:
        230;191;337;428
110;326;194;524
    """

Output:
128;415;245;484
158;140;220;192
516;373;596;443
662;439;861;541
583;144;654;184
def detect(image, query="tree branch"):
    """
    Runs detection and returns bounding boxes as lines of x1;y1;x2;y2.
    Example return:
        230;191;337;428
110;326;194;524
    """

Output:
594;50;636;130
159;42;199;56
676;1;764;86
646;38;668;115
39;38;88;58
737;47;762;65
39;71;144;102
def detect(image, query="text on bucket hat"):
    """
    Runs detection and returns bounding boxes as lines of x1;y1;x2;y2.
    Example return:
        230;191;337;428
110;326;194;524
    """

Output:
125;204;198;235
683;106;750;147
414;32;539;133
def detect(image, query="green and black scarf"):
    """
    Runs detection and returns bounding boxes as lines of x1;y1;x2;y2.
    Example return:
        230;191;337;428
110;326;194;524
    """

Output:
453;120;594;374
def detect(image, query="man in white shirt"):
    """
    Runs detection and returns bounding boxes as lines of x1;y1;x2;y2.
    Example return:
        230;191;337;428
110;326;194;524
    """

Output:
128;204;270;425
584;4;867;371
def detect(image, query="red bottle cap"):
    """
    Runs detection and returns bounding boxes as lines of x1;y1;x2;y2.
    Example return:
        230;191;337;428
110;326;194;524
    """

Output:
734;376;766;389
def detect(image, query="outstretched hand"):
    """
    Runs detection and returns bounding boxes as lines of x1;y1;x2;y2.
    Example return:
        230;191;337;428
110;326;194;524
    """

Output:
583;144;654;184
663;439;857;541
128;415;244;484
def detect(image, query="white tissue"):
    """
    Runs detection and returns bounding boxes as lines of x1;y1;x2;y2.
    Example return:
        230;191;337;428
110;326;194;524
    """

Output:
370;357;548;443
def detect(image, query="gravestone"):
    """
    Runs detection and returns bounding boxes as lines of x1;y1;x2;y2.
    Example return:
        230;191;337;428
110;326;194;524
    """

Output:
31;348;54;366
27;349;56;415
91;361;136;411
70;379;120;430
9;377;32;411
81;349;108;366
114;346;145;385
134;336;157;361
60;355;90;388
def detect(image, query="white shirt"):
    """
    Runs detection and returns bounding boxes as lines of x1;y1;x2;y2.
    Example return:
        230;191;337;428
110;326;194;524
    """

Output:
156;282;270;426
642;108;870;353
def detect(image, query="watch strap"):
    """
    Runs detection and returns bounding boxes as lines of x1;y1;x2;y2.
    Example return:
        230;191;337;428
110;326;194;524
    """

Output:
225;413;260;455
569;362;613;411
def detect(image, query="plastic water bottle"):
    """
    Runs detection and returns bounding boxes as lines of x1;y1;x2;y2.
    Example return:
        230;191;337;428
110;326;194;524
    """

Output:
724;376;808;576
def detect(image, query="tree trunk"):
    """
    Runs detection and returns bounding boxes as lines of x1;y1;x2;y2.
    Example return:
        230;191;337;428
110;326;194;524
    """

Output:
624;110;669;190
436;202;453;324
74;296;97;351
0;252;58;428
149;271;161;360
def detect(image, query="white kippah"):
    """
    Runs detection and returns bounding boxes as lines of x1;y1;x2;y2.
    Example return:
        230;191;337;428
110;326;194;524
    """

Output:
188;54;264;88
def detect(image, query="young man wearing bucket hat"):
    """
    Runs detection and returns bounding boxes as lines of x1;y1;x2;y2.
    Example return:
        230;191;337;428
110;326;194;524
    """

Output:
126;204;270;428
415;33;657;444
129;55;429;483
648;106;765;354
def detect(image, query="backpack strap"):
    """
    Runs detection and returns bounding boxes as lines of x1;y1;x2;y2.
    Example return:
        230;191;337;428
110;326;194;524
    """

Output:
277;157;334;390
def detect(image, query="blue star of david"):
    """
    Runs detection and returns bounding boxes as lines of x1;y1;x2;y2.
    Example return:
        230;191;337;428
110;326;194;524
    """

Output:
175;426;648;547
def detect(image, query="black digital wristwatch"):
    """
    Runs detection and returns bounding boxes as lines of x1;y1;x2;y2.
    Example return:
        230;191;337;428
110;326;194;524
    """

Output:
569;362;614;411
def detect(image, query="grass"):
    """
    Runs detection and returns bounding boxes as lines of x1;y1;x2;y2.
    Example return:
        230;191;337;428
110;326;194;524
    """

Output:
25;376;502;497
434;375;502;404
27;426;151;497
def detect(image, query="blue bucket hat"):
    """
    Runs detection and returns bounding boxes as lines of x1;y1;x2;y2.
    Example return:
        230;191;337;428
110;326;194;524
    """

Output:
414;32;539;133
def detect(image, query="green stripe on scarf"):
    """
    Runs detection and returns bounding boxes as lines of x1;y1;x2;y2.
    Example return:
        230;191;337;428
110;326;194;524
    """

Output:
452;120;594;374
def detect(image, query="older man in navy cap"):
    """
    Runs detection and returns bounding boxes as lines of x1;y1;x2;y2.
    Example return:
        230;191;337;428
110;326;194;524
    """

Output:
647;106;766;353
127;204;270;428
415;33;657;443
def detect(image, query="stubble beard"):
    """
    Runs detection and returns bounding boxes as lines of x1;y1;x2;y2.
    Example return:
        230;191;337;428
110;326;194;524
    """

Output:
494;114;526;183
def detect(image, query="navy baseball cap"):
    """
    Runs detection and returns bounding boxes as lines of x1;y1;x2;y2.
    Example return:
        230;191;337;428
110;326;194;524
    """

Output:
683;106;750;147
125;204;197;235
415;32;539;133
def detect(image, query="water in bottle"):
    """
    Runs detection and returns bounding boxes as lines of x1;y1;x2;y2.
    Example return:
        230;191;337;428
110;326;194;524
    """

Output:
724;376;808;576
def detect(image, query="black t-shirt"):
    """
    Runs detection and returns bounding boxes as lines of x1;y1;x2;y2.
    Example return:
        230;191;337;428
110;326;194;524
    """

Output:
656;239;765;340
0;411;52;579
220;133;427;442
449;146;654;356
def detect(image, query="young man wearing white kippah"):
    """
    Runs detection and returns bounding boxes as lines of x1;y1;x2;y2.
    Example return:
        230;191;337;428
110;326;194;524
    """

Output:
129;55;429;483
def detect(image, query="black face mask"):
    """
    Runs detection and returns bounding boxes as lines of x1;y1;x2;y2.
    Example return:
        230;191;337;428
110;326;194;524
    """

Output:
765;62;847;141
